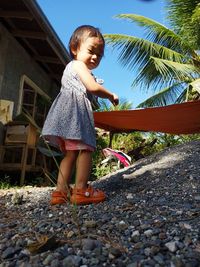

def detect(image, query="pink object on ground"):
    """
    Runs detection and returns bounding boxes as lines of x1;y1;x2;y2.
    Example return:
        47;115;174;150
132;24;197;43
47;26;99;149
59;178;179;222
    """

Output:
102;148;131;167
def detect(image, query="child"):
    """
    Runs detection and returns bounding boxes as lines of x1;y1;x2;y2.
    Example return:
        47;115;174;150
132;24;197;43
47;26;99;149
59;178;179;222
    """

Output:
42;25;119;205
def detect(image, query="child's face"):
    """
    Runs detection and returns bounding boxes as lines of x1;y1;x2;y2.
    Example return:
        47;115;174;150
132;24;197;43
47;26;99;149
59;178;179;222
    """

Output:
73;37;104;70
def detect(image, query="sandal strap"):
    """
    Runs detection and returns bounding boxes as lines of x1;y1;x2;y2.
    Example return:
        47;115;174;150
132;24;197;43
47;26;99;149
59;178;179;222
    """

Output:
52;186;72;198
72;186;102;197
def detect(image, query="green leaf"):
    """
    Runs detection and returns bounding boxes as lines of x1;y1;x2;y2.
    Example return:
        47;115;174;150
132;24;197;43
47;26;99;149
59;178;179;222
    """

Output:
136;82;184;107
150;57;199;81
190;78;200;94
114;14;193;53
104;34;184;70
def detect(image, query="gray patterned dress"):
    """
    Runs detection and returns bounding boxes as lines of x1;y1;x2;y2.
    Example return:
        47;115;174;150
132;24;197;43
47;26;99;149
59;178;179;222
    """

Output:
41;61;96;149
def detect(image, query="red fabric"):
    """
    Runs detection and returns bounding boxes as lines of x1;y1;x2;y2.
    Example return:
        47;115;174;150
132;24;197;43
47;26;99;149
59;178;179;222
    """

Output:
94;100;200;134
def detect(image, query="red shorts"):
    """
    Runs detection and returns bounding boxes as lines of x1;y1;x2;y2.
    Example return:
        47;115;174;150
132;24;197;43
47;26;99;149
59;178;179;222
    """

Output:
56;137;94;152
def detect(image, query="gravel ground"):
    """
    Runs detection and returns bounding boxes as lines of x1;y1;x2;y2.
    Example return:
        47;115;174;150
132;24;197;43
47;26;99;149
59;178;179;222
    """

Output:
1;140;200;267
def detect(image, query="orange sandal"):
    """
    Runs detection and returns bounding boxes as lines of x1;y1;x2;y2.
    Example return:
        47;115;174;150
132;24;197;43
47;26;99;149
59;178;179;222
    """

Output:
50;188;72;205
70;185;106;205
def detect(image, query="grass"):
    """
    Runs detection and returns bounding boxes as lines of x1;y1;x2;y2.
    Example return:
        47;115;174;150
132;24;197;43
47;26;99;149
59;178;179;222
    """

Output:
0;174;13;189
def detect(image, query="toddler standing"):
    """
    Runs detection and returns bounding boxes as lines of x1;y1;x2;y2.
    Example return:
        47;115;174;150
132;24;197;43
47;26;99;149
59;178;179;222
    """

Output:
42;25;119;205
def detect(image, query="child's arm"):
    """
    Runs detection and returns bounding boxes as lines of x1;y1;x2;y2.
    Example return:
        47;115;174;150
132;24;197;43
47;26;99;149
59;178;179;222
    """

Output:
73;60;119;106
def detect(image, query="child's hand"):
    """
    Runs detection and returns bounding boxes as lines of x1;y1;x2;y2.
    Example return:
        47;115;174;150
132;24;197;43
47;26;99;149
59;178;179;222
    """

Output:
110;93;119;106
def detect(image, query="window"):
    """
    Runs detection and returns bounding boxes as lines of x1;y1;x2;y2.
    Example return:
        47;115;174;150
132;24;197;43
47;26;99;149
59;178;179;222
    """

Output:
19;75;51;128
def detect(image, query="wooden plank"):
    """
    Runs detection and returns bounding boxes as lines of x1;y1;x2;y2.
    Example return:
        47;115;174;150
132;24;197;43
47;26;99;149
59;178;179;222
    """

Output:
12;29;46;40
0;11;33;19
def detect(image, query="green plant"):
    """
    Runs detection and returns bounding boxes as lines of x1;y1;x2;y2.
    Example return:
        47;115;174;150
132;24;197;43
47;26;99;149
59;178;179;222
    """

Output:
93;164;114;179
104;10;200;107
91;128;200;179
0;174;12;189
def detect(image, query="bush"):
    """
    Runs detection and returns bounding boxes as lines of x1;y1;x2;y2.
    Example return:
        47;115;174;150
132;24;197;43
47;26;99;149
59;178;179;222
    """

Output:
91;130;200;180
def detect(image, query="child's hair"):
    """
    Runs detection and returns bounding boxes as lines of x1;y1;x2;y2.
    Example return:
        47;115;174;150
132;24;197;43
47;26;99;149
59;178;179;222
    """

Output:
68;25;105;59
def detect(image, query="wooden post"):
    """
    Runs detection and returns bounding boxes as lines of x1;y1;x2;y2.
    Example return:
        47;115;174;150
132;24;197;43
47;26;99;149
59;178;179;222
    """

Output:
20;144;28;186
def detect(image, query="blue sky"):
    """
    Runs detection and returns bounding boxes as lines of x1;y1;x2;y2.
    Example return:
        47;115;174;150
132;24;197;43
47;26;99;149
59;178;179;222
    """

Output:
37;0;166;108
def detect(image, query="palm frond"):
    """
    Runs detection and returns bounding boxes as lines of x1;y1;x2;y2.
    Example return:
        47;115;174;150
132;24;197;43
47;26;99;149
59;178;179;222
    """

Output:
166;1;199;30
98;98;132;111
150;57;199;81
136;82;184;107
115;14;193;54
190;78;200;94
176;81;200;103
105;12;200;106
166;0;200;50
104;34;184;72
175;88;188;103
98;99;110;111
111;100;133;111
132;56;175;91
133;56;199;90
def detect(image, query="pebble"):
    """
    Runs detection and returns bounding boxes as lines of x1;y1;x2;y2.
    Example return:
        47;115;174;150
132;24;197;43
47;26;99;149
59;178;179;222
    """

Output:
1;140;200;266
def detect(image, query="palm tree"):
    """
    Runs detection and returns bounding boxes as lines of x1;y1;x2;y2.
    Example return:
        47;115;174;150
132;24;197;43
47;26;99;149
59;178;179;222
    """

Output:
98;98;132;111
166;0;200;50
104;13;200;107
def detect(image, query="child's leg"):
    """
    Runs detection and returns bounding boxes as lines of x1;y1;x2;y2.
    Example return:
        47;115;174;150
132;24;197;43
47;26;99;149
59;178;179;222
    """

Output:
56;150;79;192
71;150;106;205
75;150;92;189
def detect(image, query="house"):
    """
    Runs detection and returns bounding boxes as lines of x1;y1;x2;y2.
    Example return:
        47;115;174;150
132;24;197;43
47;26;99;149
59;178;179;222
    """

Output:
0;0;71;184
0;0;71;134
